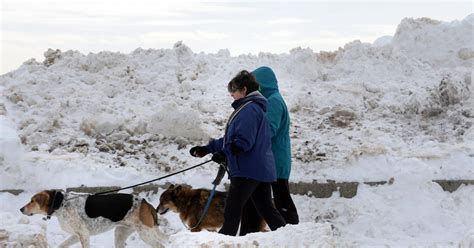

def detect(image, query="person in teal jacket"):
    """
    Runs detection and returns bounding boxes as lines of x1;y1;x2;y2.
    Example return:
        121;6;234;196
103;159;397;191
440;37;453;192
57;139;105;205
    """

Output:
254;67;292;179
240;67;299;235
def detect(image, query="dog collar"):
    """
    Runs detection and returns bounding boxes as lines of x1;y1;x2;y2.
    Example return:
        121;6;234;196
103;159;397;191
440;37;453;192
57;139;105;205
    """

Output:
44;191;64;220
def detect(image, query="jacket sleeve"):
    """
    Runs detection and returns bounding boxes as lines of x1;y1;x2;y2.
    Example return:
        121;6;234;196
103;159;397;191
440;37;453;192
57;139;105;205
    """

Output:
266;96;283;138
206;138;224;154
229;105;260;153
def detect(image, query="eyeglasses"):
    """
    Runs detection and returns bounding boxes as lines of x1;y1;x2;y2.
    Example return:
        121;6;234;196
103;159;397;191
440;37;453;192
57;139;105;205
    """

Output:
227;83;241;93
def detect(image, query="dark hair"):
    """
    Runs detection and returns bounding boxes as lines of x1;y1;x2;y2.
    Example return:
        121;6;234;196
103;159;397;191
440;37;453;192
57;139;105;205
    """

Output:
227;70;260;94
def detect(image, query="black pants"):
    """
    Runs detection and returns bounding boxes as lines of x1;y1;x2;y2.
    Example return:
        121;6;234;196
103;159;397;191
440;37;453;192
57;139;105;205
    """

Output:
218;177;286;236
240;178;299;236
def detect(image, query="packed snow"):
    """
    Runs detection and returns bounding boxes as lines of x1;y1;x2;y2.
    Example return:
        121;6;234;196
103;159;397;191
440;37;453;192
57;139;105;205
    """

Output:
0;15;473;247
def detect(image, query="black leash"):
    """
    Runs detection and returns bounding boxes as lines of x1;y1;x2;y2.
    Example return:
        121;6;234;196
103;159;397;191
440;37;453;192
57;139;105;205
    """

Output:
95;160;213;195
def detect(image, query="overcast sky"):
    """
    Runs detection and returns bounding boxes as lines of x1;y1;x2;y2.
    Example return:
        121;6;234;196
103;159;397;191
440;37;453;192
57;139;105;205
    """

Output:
0;0;472;74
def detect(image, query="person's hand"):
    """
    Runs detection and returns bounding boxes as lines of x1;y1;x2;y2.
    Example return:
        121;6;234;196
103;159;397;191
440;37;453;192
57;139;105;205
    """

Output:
189;146;209;157
211;151;227;164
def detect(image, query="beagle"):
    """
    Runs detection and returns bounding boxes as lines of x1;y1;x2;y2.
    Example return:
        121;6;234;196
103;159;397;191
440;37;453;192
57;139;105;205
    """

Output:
20;190;168;248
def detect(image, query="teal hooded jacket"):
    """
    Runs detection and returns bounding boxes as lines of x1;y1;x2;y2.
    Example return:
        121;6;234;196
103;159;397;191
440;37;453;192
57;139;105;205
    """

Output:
252;67;292;179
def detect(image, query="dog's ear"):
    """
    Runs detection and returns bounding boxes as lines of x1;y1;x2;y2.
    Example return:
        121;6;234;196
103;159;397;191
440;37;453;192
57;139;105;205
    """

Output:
168;184;175;190
175;185;182;192
33;191;50;208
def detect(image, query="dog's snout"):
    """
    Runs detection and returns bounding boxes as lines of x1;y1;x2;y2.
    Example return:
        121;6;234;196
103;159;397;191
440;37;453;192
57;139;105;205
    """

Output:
20;207;25;213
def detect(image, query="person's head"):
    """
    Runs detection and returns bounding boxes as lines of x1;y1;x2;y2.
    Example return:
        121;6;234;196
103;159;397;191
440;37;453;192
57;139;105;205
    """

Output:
252;66;279;98
227;70;260;100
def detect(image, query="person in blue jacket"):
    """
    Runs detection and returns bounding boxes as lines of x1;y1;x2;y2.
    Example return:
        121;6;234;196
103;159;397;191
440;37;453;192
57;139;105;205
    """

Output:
240;66;299;235
189;70;286;236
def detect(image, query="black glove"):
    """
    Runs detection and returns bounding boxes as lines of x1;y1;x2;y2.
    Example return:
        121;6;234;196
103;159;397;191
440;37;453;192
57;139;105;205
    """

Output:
211;151;227;165
212;164;227;185
230;142;243;155
189;146;209;157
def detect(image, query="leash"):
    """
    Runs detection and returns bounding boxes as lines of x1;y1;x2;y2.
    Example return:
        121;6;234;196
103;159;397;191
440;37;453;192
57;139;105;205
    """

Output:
42;160;214;221
95;160;213;195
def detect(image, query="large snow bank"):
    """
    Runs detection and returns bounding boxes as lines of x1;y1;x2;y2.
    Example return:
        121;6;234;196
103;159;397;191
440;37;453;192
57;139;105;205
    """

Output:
392;14;474;68
0;15;472;188
0;13;473;248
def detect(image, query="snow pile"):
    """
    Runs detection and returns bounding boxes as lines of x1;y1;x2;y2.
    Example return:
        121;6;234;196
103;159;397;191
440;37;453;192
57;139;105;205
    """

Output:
168;222;334;247
0;116;32;187
0;191;46;247
0;213;47;248
281;16;472;173
0;14;473;248
372;35;393;47
325;174;474;246
1;15;472;187
392;14;474;68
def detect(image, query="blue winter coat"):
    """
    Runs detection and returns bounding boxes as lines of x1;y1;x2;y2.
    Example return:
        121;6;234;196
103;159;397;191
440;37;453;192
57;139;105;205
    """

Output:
252;67;292;179
205;91;277;183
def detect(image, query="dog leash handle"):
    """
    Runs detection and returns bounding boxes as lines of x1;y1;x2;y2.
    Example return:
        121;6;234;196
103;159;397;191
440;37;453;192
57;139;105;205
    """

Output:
212;164;227;185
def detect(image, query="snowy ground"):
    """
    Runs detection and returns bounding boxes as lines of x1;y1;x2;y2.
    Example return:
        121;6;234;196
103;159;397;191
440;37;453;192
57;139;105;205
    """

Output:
1;15;473;247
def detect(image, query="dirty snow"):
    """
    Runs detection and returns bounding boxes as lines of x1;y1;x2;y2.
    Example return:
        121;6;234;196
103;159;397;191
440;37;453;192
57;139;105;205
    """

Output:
0;15;473;247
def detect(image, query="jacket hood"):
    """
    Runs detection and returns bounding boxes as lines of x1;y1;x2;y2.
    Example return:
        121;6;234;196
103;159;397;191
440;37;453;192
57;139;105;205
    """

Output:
232;91;267;111
252;66;279;98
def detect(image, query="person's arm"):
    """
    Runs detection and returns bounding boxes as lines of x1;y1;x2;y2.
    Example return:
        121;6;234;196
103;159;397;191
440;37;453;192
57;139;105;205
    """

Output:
228;105;260;154
206;137;224;153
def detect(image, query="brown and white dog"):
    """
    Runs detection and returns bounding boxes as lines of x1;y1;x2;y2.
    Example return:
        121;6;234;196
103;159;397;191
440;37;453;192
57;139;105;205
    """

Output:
156;184;267;233
20;190;168;248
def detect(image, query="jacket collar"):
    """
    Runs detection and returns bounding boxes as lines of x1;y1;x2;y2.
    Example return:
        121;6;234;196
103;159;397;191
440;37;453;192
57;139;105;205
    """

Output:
231;91;266;110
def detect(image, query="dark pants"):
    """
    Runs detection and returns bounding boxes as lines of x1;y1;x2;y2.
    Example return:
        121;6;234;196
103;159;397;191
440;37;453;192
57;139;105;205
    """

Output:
218;177;286;236
272;178;299;224
240;178;299;236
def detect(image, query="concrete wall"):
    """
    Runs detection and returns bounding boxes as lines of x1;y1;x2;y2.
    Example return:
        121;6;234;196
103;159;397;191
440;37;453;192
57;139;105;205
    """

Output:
2;180;473;197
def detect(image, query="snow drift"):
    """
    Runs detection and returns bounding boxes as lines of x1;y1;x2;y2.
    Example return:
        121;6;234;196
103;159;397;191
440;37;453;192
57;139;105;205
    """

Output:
1;15;472;184
0;14;473;247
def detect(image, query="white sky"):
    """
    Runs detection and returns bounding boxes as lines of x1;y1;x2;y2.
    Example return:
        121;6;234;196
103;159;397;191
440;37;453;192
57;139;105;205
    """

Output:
0;0;472;74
